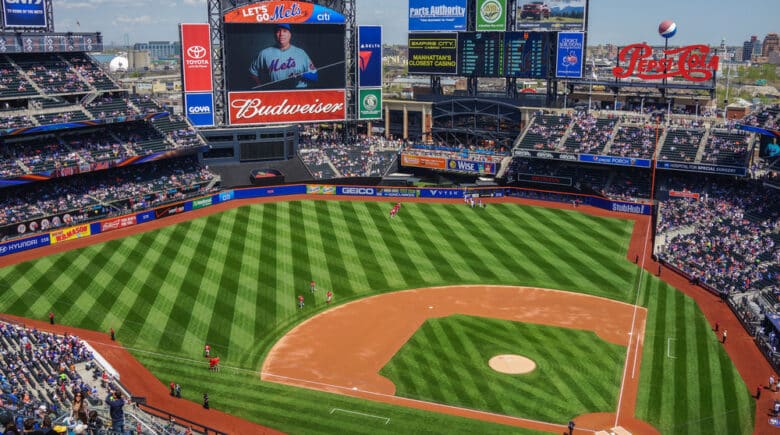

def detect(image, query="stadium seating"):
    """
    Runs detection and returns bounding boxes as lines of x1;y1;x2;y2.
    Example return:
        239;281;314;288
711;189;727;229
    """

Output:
517;113;572;151
658;128;704;163
702;129;751;167
562;112;616;155
609;124;660;159
14;53;91;95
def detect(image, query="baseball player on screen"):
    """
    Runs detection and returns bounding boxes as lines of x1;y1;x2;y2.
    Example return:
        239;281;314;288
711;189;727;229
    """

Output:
249;23;318;89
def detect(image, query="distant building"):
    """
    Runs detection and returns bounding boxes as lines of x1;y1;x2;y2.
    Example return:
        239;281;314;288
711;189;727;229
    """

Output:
132;41;181;59
743;35;757;62
762;33;780;57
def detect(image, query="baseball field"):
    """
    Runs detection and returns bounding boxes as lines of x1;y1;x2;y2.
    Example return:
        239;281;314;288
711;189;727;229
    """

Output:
0;198;754;434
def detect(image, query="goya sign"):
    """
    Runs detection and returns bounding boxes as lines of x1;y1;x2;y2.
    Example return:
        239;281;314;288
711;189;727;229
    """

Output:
612;43;719;82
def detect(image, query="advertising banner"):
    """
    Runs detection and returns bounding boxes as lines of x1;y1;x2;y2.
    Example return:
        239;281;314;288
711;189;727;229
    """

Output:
180;23;213;93
514;173;573;186
358;88;382;120
446;159;497;174
0;233;50;257
579;154;652;168
223;1;345;24
504;31;548;79
612;43;719;83
656;161;747;176
401;153;447;169
476;0;506;31
185;92;215;127
50;223;91;245
407;33;457;75
100;215;137;233
191;196;213;210
516;0;586;31
358;26;382;88
136;211;155;224
155;203;186;219
306;185;336;195
513;148;578;161
233;185;306;199
213;190;234;204
336;186;378;196
377;188;421;198
228;90;346;125
2;0;47;28
408;0;467;31
556;32;584;78
420;188;464;199
669;190;700;200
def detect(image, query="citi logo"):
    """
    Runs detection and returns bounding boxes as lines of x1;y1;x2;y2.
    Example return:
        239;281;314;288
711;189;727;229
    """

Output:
187;45;207;59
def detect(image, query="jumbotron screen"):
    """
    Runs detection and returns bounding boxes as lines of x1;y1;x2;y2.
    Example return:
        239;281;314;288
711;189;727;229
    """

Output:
221;1;347;126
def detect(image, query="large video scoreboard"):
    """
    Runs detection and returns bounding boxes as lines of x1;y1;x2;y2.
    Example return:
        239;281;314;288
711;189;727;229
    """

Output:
409;31;551;78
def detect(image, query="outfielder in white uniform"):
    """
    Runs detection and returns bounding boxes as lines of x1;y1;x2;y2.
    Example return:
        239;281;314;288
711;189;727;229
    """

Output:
249;23;318;89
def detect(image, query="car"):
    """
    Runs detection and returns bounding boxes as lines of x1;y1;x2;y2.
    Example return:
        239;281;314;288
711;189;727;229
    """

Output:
520;1;550;20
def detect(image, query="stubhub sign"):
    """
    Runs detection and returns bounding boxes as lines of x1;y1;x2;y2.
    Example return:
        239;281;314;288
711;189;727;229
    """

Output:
185;92;214;127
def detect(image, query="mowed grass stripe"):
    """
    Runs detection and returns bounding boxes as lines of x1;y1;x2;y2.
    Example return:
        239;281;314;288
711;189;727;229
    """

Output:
272;203;297;318
327;202;372;294
300;201;338;297
205;207;251;360
363;202;424;288
230;209;264;357
403;205;477;283
379;205;447;285
312;201;355;297
338;201;390;292
287;202;315;302
519;206;619;294
420;205;500;282
155;217;212;353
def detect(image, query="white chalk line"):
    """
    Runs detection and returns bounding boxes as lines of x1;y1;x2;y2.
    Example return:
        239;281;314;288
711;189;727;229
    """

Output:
330;408;389;424
263;372;598;433
667;337;677;359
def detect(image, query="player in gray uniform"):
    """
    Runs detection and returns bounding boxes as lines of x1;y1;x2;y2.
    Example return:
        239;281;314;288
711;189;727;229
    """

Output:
249;23;318;89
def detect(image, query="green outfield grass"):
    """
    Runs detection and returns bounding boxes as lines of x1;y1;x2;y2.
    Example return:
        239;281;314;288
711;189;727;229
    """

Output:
381;315;626;423
0;200;755;434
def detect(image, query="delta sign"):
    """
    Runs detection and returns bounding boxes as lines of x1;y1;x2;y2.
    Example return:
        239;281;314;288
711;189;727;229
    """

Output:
612;43;719;82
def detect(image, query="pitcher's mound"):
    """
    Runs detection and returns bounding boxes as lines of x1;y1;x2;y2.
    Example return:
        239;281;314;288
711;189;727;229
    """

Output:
488;354;536;374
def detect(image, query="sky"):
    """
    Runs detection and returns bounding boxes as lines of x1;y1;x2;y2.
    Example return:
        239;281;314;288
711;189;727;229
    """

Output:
51;0;778;47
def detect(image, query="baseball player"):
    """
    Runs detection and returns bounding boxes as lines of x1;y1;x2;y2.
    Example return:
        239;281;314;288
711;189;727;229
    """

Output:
249;23;318;89
326;291;333;305
310;280;316;294
298;295;305;310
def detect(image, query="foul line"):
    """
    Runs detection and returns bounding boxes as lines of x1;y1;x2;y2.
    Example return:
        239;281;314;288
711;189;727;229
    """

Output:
263;372;598;433
667;337;677;359
330;408;389;425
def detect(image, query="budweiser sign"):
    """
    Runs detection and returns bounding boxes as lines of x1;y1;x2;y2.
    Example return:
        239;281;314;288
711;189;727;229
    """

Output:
612;43;719;82
228;90;345;124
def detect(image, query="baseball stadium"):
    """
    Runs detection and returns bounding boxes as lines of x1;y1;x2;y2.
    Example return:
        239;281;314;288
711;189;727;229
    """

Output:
0;1;777;435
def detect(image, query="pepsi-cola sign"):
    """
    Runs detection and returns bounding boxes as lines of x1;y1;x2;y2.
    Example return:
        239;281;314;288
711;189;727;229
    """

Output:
612;43;719;82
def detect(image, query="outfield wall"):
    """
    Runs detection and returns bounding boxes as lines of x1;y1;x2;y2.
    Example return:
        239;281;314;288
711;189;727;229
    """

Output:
0;185;650;258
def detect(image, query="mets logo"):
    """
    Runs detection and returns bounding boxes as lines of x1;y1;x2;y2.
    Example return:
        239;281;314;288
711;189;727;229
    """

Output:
480;0;502;23
187;45;207;59
562;51;579;66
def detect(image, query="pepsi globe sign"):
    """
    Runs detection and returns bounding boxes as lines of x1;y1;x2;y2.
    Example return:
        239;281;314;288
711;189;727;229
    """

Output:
658;20;677;39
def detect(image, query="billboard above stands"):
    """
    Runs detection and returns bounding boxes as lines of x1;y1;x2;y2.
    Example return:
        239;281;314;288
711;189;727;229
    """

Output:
476;0;507;31
228;89;345;125
358;26;382;88
358;88;382;120
222;6;345;126
516;0;585;31
656;161;747;176
223;1;344;24
612;43;719;83
180;23;213;93
555;32;583;78
407;33;457;75
3;0;47;28
223;22;345;92
185;92;215;127
408;0;467;31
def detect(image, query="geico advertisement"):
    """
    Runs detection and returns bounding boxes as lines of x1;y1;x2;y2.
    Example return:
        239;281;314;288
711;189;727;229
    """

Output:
180;23;213;92
228;90;345;125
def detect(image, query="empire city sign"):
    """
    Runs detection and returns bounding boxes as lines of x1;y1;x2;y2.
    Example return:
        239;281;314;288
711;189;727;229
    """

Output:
612;43;719;82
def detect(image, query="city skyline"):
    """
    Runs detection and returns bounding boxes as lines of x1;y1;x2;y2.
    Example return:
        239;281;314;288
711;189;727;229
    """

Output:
51;0;778;48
